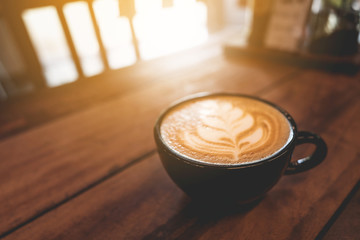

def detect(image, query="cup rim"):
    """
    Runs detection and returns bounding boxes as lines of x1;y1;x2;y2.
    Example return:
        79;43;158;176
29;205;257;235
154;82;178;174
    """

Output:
154;92;297;169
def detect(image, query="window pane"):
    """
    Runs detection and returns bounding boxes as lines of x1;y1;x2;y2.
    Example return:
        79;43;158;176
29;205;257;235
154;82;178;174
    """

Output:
133;0;208;60
93;0;136;69
22;6;78;87
63;1;104;76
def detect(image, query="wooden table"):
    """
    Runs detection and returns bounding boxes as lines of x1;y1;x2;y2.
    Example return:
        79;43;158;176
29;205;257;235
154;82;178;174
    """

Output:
0;33;359;240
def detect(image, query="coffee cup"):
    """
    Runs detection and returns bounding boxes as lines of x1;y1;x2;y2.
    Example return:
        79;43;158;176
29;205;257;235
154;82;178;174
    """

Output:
154;93;327;203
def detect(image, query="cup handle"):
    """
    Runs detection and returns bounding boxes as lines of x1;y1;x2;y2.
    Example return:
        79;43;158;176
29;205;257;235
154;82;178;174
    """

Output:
285;131;327;174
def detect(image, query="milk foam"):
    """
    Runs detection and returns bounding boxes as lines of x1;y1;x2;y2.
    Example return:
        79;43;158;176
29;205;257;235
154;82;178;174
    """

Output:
160;96;292;164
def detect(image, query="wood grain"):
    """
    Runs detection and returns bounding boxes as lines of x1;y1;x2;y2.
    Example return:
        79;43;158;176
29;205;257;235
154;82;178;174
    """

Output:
3;121;358;240
0;48;298;236
2;69;359;240
323;181;360;240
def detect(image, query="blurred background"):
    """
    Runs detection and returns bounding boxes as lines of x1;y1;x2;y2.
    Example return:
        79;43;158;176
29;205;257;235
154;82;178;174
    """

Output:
0;0;251;99
0;0;359;100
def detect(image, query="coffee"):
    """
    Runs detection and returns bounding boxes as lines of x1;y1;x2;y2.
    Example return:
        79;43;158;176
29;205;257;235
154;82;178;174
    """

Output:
160;95;292;164
155;94;327;202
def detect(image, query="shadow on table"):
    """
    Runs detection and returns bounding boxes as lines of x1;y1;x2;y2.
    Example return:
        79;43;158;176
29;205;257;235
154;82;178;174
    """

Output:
143;195;262;240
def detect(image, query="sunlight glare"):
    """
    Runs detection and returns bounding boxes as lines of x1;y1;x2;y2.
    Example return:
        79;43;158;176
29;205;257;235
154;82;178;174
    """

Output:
93;0;137;69
22;0;208;87
22;6;78;87
134;0;208;60
64;1;104;76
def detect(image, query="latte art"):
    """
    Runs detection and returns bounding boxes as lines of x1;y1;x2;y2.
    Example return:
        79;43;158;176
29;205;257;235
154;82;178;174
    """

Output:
160;96;292;164
183;102;273;161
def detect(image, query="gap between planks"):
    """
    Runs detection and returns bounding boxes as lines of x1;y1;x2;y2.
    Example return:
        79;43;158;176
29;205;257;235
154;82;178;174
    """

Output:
0;150;156;239
315;180;360;240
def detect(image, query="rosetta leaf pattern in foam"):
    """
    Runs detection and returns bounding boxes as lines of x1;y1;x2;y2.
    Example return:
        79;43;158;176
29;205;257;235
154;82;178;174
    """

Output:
182;101;265;161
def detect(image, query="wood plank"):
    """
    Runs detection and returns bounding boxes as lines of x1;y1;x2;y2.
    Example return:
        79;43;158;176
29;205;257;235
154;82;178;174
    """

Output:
322;181;360;240
0;52;298;236
223;43;360;74
3;154;186;240
261;70;360;133
2;69;359;239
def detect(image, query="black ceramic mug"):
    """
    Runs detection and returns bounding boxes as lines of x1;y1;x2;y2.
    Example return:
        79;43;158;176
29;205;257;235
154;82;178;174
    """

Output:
154;93;327;204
